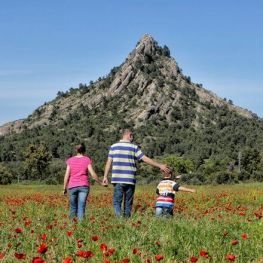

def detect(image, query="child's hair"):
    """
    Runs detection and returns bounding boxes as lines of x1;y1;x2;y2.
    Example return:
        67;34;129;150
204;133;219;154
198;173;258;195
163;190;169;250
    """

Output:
162;167;173;178
75;143;86;154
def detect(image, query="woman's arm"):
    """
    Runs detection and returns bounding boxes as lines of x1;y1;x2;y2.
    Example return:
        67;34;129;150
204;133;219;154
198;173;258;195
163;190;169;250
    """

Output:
63;165;70;194
88;164;103;185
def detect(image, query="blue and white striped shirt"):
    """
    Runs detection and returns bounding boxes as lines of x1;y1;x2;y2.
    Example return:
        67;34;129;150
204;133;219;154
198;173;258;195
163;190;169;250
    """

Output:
108;140;144;185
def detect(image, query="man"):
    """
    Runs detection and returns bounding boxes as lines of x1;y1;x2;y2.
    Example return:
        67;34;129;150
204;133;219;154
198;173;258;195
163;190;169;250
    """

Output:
103;128;170;217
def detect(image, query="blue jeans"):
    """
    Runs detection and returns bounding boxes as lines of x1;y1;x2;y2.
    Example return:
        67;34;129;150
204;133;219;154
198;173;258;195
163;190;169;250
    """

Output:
68;186;89;220
113;184;135;218
156;207;173;217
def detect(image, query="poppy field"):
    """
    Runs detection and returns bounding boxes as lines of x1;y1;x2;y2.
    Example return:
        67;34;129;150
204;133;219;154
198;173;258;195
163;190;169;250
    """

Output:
0;183;262;263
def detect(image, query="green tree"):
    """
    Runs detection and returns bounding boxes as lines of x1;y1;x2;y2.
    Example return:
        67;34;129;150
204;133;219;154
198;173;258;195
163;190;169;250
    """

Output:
241;147;261;175
23;143;52;181
162;155;194;174
0;163;13;184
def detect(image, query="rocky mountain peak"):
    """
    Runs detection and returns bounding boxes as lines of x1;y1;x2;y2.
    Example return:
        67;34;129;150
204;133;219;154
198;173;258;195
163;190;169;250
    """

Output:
0;34;257;136
135;34;157;56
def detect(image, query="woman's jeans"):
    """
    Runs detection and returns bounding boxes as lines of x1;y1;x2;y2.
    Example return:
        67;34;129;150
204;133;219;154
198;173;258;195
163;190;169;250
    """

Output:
156;207;173;217
113;183;135;218
68;186;89;220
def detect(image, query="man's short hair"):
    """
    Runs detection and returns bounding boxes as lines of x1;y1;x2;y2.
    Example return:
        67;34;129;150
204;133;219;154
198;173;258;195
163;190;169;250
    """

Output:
121;128;133;136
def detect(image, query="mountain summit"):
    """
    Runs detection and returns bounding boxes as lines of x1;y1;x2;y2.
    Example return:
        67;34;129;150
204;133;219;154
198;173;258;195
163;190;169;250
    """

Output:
1;34;263;170
0;34;254;136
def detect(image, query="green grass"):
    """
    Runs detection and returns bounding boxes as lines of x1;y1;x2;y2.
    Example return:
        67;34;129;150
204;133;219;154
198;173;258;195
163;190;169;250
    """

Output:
0;183;262;262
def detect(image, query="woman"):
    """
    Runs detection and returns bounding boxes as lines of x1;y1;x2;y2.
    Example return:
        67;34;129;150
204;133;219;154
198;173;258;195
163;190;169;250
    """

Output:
63;143;104;220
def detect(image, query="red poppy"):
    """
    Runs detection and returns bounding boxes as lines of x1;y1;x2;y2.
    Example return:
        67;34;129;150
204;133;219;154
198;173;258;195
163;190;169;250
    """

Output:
15;228;23;233
91;235;100;241
190;256;198;262
199;250;209;258
62;257;73;263
231;240;239;246
104;260;111;263
32;256;45;263
77;243;83;248
155;254;164;261
122;258;130;263
155;241;161;246
226;254;236;261
132;248;141;255
254;212;262;219
67;231;73;237
0;252;5;259
108;248;115;255
37;243;48;254
24;220;32;227
14;252;26;259
76;250;94;258
100;243;108;251
145;259;152;263
241;233;248;240
40;234;47;241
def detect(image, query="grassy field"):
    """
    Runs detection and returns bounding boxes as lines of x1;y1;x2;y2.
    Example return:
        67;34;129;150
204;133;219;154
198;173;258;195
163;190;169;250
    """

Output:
0;183;262;262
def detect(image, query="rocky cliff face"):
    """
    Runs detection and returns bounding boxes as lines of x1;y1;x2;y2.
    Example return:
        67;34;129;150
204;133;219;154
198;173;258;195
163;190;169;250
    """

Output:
0;34;254;136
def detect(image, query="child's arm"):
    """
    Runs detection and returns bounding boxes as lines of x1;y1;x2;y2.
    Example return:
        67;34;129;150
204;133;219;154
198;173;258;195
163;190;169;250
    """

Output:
178;186;196;193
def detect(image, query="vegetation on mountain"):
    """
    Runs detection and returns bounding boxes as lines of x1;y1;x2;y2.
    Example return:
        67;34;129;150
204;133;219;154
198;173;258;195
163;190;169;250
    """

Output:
0;34;263;184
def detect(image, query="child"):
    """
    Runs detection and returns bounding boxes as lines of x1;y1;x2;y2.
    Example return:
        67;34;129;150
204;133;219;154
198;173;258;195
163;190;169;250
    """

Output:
155;170;196;217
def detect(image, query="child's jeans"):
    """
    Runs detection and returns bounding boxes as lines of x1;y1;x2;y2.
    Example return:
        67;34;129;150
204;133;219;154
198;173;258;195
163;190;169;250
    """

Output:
156;207;173;217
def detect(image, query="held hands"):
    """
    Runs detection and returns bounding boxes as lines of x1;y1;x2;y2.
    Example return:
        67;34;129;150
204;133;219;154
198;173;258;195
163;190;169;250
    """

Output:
159;164;171;174
102;177;109;187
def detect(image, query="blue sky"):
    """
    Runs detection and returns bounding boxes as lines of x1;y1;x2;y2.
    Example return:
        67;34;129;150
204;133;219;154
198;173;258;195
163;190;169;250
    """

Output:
0;0;262;125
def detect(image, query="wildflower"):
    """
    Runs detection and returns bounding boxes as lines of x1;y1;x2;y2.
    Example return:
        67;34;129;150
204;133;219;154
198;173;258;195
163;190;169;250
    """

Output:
14;252;26;259
76;250;94;258
155;241;161;246
91;235;100;241
15;228;23;233
100;243;108;251
132;248;141;255
0;252;5;259
67;231;73;237
155;254;164;261
37;243;48;254
231;240;239;246
226;254;236;261
122;258;130;263
190;256;198;262
199;250;209;258
32;256;45;263
40;234;47;241
62;257;73;263
241;233;248;240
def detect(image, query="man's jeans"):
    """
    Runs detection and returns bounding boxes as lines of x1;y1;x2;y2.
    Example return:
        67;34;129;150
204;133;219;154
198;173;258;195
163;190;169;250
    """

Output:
156;207;173;217
113;183;135;218
68;186;89;220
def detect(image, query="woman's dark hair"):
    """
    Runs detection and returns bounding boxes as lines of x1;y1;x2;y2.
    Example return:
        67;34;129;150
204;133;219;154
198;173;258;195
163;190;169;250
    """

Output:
75;143;86;154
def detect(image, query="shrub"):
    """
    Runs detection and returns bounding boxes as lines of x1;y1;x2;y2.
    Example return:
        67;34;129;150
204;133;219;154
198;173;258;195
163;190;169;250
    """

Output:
0;164;13;185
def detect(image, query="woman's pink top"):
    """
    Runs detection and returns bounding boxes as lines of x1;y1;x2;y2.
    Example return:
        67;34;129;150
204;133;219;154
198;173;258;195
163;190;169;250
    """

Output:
66;156;92;189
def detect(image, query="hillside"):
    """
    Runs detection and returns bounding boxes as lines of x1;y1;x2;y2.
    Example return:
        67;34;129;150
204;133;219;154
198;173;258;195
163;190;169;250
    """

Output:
0;34;263;183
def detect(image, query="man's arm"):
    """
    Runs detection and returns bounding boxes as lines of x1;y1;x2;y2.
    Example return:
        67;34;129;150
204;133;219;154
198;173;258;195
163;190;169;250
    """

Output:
103;158;112;185
141;155;170;173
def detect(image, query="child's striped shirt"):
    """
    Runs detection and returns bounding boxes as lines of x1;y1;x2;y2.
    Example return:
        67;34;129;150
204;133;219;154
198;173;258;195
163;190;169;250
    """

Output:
156;179;180;209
